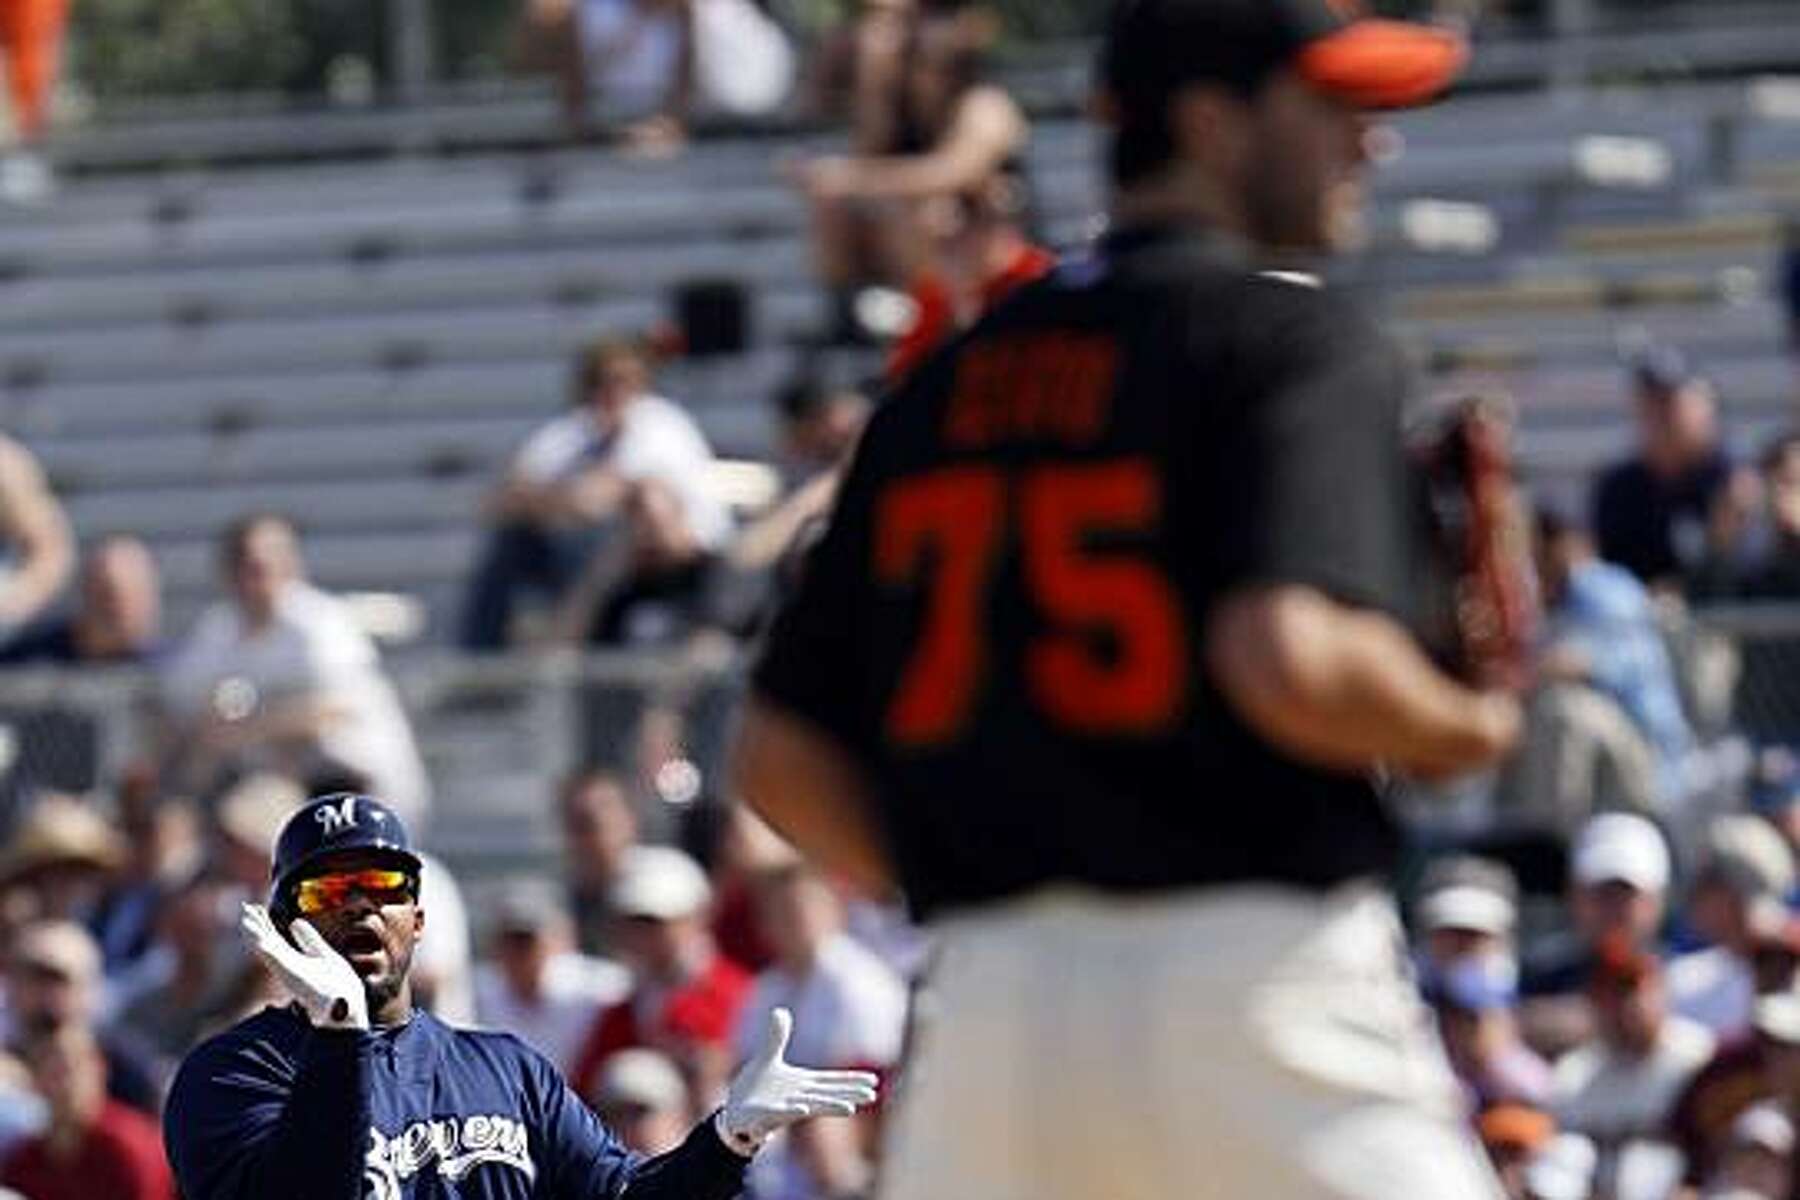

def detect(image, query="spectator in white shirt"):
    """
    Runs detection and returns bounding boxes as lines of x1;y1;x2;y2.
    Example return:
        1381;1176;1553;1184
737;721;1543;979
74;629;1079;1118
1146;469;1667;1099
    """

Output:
735;856;906;1200
1551;936;1713;1186
1669;815;1797;1041
156;515;429;825
473;881;629;1075
461;336;729;650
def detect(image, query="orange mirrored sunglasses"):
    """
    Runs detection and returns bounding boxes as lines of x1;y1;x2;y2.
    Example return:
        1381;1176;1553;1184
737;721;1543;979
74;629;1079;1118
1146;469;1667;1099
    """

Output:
294;868;416;916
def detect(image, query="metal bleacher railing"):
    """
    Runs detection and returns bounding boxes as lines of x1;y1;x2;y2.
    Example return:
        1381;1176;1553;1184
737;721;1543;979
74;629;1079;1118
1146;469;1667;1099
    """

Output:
1;602;1799;888
0;646;746;883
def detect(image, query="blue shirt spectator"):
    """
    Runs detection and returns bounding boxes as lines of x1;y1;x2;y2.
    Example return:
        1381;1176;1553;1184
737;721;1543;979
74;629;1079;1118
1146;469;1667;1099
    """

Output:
1537;508;1694;798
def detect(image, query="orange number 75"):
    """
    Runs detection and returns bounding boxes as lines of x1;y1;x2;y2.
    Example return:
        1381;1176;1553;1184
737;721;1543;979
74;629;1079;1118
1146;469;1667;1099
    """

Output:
873;459;1186;747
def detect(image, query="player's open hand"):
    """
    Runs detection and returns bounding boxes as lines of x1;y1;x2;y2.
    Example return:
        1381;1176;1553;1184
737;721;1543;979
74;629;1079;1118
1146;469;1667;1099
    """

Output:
240;902;370;1031
716;1007;879;1155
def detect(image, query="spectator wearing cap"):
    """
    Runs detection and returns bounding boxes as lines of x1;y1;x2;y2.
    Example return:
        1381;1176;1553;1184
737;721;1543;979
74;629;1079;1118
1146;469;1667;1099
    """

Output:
1591;345;1752;589
156;514;429;824
1669;815;1798;1040
559;769;643;958
1668;993;1800;1188
0;795;125;926
589;1047;693;1155
1415;856;1519;988
0;1023;172;1200
1549;935;1713;1181
735;856;907;1200
473;880;629;1076
2;921;160;1116
1523;812;1672;1026
569;845;752;1109
1529;504;1694;805
1703;1102;1794;1199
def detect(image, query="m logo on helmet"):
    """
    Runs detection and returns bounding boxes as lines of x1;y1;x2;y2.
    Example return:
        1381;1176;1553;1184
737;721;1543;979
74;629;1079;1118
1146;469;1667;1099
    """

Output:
315;795;359;838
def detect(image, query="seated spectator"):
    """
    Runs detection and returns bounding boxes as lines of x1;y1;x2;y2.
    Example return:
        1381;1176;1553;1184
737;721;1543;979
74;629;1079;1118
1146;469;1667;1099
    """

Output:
730;379;869;570
115;873;251;1070
413;847;477;1028
886;168;1054;384
0;536;161;666
2;921;160;1116
737;856;907;1200
0;796;124;926
1532;505;1694;799
1429;954;1554;1111
1522;813;1671;1053
1592;347;1750;590
1669;994;1800;1192
558;475;726;648
1526;812;1672;996
737;857;906;1072
462;336;729;650
1668;815;1796;1040
1550;937;1713;1181
793;8;1028;345
569;846;751;1109
473;881;628;1075
1703;1103;1794;1200
1414;855;1520;987
588;1047;693;1154
0;1024;172;1200
156;514;428;823
91;770;201;983
1693;430;1800;601
560;769;643;958
520;0;693;151
0;434;72;651
804;0;916;158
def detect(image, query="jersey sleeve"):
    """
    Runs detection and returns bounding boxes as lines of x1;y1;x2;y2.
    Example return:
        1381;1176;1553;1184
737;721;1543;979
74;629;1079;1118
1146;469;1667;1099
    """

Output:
163;1020;373;1200
529;1047;747;1200
748;407;890;753
1211;289;1421;626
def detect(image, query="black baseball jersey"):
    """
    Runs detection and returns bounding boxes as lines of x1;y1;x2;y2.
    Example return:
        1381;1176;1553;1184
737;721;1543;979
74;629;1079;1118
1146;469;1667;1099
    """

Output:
753;226;1435;920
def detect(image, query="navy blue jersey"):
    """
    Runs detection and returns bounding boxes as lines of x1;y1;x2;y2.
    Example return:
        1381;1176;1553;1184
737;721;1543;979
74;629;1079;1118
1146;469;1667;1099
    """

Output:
164;1005;747;1200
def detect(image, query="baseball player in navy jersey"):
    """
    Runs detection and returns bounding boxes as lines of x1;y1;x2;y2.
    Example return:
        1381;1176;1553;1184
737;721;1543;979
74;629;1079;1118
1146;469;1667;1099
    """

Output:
164;792;877;1200
732;1;1524;1198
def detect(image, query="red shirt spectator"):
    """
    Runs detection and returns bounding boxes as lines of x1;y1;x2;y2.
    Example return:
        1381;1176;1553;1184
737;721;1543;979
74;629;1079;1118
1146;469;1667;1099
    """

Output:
568;846;752;1105
572;951;752;1097
887;241;1055;385
2;1025;173;1200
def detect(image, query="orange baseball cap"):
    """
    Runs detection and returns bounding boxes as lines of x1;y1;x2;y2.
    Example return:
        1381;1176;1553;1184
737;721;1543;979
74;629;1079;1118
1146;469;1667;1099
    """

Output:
1101;0;1467;116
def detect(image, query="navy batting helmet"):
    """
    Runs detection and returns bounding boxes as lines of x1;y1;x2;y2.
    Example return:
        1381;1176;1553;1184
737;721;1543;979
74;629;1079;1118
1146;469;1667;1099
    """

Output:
269;793;423;925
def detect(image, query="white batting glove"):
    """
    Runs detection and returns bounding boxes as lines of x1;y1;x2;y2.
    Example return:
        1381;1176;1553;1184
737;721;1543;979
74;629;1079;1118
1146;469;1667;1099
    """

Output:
715;1007;880;1156
240;903;370;1032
